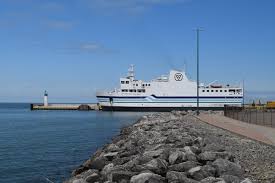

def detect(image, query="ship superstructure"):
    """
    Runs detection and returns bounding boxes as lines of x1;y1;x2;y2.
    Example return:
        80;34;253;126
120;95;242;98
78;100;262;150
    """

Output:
96;65;243;111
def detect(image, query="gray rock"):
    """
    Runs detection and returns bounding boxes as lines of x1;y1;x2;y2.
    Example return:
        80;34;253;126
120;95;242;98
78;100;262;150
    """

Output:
112;156;132;165
221;175;241;183
85;173;100;183
90;156;108;170
198;151;217;161
75;169;99;180
188;166;204;181
186;153;197;161
168;151;186;165
130;172;165;183
184;146;195;155
143;158;168;175
72;166;89;176
240;178;252;183
107;144;120;152
212;159;243;178
199;151;233;162
166;171;198;183
201;165;216;177
72;179;85;183
188;165;216;181
202;143;225;152
136;154;154;165
200;177;226;183
190;146;201;155
112;171;137;182
104;152;119;161
169;161;200;172
143;149;164;158
101;163;114;181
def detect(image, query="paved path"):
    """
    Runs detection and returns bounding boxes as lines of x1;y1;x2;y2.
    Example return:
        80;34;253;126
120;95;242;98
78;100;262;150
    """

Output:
198;114;275;146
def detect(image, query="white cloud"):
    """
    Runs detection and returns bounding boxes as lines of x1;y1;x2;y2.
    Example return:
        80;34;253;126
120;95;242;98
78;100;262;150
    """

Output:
79;43;103;52
82;0;191;13
45;20;74;29
61;42;113;54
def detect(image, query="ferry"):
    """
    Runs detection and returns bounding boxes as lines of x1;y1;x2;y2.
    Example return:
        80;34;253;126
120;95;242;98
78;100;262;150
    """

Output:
96;65;243;111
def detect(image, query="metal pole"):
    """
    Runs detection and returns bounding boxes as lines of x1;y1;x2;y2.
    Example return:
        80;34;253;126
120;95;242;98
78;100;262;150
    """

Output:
270;109;273;127
196;28;202;116
242;79;245;108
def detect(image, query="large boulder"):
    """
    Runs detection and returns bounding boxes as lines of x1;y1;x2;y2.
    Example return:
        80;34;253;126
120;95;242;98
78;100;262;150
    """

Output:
240;178;252;183
143;149;164;159
221;175;241;183
168;150;186;165
90;156;108;170
199;151;233;162
200;177;226;183
187;166;215;181
169;161;200;172
166;171;198;183
101;163;114;181
130;172;165;183
85;172;100;183
112;171;137;182
104;152;119;161
143;158;168;175
212;159;243;178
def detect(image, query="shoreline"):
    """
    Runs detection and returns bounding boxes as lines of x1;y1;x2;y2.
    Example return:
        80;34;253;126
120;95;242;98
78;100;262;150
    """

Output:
65;111;275;183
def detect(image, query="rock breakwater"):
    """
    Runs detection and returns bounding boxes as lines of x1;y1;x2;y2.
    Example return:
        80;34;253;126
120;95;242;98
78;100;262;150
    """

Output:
65;111;275;183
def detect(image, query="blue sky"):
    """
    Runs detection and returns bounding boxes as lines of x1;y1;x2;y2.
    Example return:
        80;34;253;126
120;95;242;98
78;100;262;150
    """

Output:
0;0;274;103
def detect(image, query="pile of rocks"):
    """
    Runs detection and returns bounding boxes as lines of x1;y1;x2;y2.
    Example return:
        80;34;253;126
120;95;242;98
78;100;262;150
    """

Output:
65;111;255;183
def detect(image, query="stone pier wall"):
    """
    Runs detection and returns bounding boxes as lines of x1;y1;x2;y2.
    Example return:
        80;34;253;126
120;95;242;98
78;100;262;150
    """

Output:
65;111;275;183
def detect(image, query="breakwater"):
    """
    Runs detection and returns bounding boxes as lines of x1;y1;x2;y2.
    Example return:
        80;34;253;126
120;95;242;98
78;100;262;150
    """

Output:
65;111;275;183
30;103;100;111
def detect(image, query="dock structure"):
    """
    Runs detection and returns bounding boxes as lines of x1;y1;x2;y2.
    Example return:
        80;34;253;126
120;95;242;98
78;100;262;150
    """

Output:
30;103;100;111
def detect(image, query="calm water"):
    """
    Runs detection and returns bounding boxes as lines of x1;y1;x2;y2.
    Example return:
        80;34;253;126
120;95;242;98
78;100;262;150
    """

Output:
0;103;145;183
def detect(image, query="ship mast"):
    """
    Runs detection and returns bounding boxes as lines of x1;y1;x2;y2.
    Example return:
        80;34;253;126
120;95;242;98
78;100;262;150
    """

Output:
128;64;135;82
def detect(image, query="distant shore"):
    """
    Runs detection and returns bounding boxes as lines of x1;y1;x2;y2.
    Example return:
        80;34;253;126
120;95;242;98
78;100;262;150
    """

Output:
65;111;275;183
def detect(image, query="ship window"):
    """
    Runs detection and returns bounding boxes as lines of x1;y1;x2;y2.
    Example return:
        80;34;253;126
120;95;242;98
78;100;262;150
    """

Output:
122;89;128;92
136;84;138;86
216;90;218;92
220;90;223;92
126;81;129;84
202;90;205;92
207;90;209;92
148;84;151;86
138;89;145;93
129;89;133;92
121;81;125;84
211;90;214;92
142;84;145;87
224;90;227;92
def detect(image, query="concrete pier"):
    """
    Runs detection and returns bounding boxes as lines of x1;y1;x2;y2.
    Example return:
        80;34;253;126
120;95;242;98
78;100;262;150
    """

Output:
30;103;100;111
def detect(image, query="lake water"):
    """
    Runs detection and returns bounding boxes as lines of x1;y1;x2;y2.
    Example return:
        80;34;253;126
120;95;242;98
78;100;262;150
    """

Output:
0;103;145;183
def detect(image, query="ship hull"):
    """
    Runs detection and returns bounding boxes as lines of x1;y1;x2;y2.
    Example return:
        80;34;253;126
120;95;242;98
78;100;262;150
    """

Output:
100;106;224;112
97;95;243;111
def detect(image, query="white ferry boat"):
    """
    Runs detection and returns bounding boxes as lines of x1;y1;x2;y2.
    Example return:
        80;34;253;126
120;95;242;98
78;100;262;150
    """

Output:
96;65;243;111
